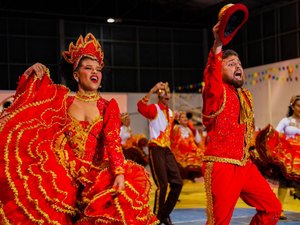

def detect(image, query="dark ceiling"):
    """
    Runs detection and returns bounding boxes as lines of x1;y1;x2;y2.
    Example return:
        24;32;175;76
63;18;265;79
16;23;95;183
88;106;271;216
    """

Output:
0;0;287;27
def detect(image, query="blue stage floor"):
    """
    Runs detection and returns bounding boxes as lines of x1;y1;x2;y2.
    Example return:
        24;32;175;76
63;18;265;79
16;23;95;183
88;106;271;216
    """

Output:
149;176;300;224
170;208;300;225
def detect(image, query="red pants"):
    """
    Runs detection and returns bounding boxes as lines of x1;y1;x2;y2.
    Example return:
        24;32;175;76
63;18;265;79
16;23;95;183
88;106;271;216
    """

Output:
203;161;281;225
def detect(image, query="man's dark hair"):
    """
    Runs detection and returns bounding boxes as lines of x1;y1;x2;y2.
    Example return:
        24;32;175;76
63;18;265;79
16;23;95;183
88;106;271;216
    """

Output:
222;49;239;59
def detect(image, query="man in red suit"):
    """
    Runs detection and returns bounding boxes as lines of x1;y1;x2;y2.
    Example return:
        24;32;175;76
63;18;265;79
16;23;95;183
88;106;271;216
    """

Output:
201;20;282;225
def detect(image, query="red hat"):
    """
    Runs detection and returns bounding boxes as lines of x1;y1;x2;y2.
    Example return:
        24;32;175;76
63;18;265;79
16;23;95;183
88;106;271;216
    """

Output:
218;3;249;46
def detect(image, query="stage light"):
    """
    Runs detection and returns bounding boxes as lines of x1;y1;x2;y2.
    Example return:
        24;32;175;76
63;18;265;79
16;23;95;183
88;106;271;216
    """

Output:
107;18;115;23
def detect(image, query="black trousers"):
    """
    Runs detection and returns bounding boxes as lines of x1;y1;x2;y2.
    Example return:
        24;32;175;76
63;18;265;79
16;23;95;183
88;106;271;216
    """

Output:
149;145;183;220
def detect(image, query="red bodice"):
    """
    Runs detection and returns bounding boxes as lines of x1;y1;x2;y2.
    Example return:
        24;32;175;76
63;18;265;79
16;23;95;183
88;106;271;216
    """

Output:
171;125;203;169
62;96;124;174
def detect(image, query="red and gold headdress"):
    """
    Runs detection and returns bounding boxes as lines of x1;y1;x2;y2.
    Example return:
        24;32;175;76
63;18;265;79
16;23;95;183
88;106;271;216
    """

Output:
62;33;104;70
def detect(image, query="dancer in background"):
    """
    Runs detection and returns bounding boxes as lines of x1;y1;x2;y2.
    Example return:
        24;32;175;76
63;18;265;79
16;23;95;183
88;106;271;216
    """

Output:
0;33;158;225
255;95;300;220
276;95;300;219
171;111;203;182
120;112;148;166
195;121;208;150
138;82;183;225
186;111;202;144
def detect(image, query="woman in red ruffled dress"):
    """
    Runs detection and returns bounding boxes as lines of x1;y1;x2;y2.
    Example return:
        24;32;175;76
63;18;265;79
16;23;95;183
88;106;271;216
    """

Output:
0;33;158;225
255;95;300;219
171;112;203;181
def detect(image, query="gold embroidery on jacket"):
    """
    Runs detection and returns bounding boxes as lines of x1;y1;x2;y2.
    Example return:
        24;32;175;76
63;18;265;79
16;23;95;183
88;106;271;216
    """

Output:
204;162;214;225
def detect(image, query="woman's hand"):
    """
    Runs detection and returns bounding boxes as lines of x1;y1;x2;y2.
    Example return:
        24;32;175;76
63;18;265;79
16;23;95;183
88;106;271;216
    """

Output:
112;174;125;192
24;63;47;79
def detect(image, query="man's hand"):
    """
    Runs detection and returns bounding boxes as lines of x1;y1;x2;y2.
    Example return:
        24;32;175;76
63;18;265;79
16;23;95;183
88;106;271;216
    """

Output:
151;82;166;94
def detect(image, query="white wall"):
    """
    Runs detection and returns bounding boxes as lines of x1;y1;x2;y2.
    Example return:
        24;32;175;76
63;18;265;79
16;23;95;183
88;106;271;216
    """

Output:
244;57;300;129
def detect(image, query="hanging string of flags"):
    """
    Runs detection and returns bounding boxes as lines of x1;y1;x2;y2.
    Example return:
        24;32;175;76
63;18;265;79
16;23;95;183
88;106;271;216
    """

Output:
174;63;300;91
244;63;299;86
175;81;205;93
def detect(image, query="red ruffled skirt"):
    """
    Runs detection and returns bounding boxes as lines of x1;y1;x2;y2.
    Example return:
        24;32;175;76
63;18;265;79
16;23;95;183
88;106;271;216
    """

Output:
0;74;158;224
77;160;157;225
254;124;300;182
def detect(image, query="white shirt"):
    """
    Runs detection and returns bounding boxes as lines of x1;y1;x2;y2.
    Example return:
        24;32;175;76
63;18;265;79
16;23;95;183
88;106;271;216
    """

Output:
178;125;201;144
276;117;300;139
149;104;173;140
120;125;132;145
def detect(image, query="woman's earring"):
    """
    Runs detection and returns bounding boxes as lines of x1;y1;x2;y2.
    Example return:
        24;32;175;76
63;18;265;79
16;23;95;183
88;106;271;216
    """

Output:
75;77;79;82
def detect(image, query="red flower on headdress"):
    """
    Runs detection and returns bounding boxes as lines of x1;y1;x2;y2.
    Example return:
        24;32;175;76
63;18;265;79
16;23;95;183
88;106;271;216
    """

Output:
62;33;104;70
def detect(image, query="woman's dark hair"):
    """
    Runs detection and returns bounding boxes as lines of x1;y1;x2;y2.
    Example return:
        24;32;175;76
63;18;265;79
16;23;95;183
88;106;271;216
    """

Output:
287;106;293;117
59;57;77;91
287;97;300;117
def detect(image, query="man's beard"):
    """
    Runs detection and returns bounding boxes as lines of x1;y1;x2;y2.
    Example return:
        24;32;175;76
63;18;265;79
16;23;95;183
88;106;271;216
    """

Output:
223;75;244;88
232;79;244;88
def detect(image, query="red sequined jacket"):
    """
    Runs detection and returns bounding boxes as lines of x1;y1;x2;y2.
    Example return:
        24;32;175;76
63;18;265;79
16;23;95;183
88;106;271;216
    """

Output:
202;50;255;166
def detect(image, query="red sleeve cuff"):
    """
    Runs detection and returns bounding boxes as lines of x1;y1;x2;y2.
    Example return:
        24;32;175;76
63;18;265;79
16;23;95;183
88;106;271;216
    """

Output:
208;48;222;64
